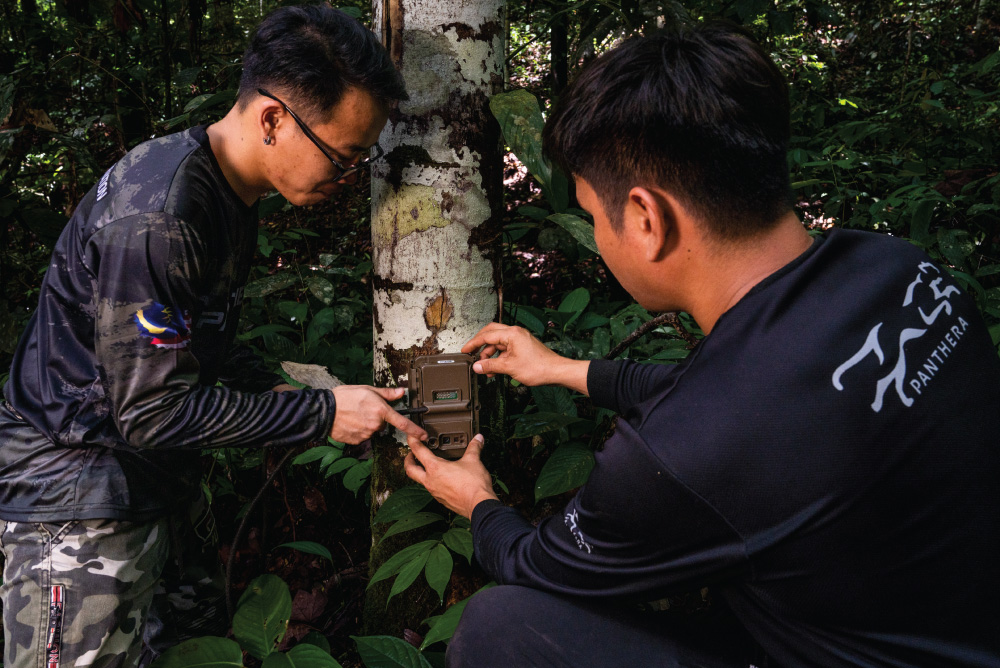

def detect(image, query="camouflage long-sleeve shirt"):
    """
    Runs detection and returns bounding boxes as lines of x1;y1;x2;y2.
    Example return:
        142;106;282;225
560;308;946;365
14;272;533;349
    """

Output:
0;126;336;521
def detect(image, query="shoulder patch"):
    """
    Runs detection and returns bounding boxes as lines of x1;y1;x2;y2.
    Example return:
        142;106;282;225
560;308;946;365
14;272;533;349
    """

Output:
134;302;192;349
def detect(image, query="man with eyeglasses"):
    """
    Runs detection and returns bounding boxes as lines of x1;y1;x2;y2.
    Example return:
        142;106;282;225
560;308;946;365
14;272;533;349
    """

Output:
0;6;424;667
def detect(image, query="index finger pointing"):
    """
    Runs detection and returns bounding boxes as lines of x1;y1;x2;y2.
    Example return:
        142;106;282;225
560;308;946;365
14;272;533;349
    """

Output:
384;408;428;441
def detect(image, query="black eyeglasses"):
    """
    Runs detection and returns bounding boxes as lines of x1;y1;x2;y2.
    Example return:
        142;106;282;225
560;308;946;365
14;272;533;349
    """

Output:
257;88;384;181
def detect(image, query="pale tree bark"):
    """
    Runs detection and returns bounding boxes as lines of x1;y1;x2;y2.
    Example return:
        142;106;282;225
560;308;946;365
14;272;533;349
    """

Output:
366;0;506;634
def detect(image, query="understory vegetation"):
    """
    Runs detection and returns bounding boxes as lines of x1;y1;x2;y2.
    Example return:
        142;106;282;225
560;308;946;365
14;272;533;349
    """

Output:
1;0;998;666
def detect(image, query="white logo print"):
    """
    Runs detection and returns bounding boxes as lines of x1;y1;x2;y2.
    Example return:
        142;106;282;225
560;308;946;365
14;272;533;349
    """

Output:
564;508;593;553
832;262;968;412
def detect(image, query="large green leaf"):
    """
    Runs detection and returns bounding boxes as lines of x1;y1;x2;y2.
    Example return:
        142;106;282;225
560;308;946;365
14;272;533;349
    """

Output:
547;213;598;254
352;636;433;668
277;541;333;562
292;445;339;466
489;90;569;211
368;540;439;587
420;584;496;650
512;412;584;439
342;460;372;495
388;547;432;602
373;486;434;524
379;512;447;543
150;637;243;668
424;544;454;603
531;385;578;417
441;527;473;563
534;443;595;502
557;288;590;314
233;574;292;660
262;644;343;668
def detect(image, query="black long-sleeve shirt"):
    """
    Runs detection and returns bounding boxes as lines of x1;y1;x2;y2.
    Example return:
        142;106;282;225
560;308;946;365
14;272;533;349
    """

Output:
473;229;1000;667
0;126;335;521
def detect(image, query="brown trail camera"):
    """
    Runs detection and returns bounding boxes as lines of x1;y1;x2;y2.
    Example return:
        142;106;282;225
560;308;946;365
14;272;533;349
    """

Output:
407;354;480;459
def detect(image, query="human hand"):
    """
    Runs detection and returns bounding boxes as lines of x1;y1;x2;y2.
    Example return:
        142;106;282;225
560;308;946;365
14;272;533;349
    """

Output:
404;434;497;519
461;323;590;394
331;386;428;444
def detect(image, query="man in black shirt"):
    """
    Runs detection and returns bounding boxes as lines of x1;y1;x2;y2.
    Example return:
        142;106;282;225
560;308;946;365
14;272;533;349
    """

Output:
403;22;1000;668
0;6;425;666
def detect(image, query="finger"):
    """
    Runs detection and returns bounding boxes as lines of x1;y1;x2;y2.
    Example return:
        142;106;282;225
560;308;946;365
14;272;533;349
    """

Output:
373;386;407;401
385;409;428;440
461;324;510;354
463;433;485;461
473;357;506;376
403;452;427;484
407;434;437;467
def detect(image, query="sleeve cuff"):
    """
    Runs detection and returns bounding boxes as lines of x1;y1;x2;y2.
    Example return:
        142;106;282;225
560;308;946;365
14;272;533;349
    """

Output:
587;359;623;412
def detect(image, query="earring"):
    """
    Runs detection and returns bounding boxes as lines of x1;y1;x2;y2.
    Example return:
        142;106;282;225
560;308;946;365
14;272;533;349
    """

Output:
263;136;272;145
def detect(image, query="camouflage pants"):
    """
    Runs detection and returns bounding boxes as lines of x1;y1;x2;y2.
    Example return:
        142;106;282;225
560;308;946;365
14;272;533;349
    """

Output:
0;496;227;668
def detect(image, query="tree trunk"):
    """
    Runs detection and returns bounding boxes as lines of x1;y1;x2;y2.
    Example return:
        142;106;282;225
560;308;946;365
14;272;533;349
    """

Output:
365;0;506;636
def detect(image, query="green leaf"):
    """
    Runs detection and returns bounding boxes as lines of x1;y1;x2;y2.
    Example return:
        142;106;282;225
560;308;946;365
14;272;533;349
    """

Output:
388;547;432;602
534;443;595;502
301;631;332;654
514;308;545;334
279;301;309;325
374;486;434;524
150;636;243;668
379;512;447;543
368;540;439;587
292;445;339;466
557;288;590;314
262;644;344;668
531;385;578;417
245;273;299;299
238;323;297;341
233;574;292;660
306;278;336;306
342;460;372;495
489;90;568;211
547;213;598;254
259;193;288;218
518;205;550;220
276;541;333;562
324;457;358;477
425;544;454;603
352;636;433;668
490;90;550;189
419;586;490;650
441;527;473;563
513;412;584;439
936;228;974;268
909;200;935;243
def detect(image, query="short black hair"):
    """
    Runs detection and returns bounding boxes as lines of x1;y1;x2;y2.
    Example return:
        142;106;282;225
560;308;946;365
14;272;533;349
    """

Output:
238;5;407;118
544;22;792;240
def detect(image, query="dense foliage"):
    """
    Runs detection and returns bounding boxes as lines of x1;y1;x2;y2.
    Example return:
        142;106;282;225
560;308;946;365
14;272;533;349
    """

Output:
1;0;997;666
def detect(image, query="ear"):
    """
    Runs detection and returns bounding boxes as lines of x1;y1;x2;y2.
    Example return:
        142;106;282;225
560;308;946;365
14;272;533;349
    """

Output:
256;98;284;143
625;187;674;262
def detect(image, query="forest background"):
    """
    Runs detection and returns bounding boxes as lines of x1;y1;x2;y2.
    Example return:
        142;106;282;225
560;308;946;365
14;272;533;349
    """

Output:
1;0;998;666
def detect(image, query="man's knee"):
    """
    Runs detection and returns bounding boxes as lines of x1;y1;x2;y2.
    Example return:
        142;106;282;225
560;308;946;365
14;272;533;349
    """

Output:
447;586;530;667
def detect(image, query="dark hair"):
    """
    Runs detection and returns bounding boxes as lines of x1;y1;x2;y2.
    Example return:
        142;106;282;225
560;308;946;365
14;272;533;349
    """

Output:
543;22;792;240
238;5;407;117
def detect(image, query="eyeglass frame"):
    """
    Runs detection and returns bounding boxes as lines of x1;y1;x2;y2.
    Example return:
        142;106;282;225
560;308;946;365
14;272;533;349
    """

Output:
257;88;384;181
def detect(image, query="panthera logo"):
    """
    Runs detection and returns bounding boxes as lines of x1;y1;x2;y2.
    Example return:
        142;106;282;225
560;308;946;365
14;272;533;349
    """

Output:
134;302;192;349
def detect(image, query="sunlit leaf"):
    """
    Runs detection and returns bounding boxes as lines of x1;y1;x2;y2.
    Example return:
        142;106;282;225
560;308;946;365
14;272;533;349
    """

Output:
233;574;292;660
